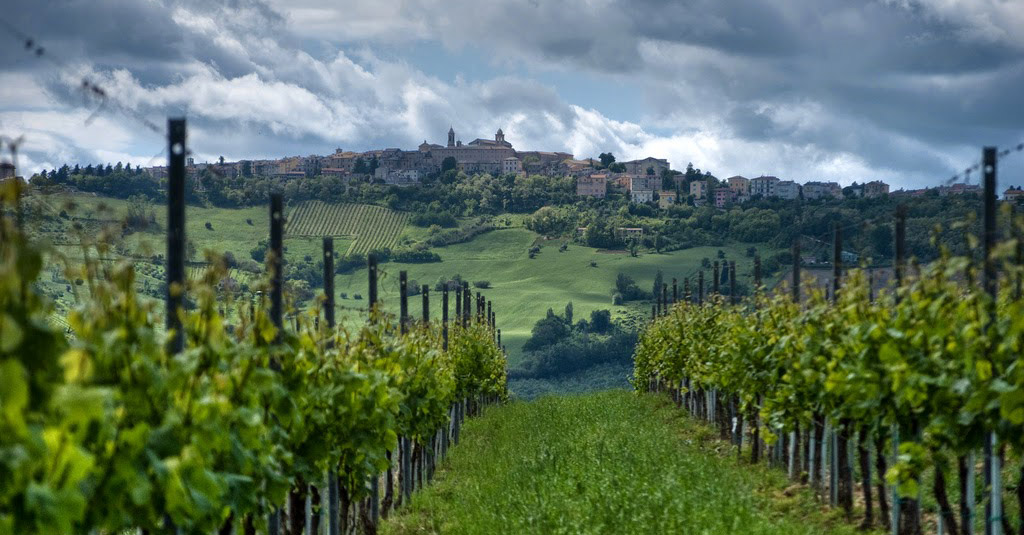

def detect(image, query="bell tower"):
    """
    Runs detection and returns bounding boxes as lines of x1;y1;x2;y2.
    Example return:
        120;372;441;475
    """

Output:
495;128;505;145
448;126;456;147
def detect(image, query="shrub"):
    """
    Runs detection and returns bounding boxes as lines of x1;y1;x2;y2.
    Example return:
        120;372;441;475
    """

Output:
353;294;363;300
391;249;441;263
205;221;213;230
473;280;491;289
250;240;268;262
340;292;348;299
590;261;598;268
246;218;254;226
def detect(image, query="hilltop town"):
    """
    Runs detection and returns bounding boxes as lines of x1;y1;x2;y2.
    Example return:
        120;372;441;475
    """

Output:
24;126;1024;206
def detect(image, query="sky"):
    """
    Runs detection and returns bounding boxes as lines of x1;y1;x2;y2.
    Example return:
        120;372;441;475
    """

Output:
1;0;1023;189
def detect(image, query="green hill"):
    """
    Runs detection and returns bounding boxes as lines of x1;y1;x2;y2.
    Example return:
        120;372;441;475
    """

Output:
26;191;774;397
382;390;868;535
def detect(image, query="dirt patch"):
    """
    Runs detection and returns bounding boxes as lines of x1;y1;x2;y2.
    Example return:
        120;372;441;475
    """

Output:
596;249;628;254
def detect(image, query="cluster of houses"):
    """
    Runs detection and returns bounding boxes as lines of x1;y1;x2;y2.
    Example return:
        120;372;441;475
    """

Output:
129;124;1024;208
575;170;893;208
145;127;579;186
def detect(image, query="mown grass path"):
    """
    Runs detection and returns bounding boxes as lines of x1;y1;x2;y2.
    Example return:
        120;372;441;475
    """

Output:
383;390;866;535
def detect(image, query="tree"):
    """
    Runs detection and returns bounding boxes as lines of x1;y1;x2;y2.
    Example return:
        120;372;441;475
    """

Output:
746;246;758;257
598;152;616;168
219;156;225;165
523;309;570;351
353;157;367;174
652;270;663;300
564;302;574;325
589;309;611;333
870;224;894;258
646;166;655;176
441;156;457;173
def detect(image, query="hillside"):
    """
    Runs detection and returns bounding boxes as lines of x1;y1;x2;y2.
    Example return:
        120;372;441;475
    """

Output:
25;192;773;367
382;390;869;535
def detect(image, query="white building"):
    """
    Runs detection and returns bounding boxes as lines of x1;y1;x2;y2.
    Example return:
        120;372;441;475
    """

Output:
383;169;422;186
776;180;800;200
631;189;655;203
750;176;779;197
502;157;522;175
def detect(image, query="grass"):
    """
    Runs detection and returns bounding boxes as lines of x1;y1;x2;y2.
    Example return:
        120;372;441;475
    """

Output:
28;192;777;365
334;229;773;365
382;390;868;535
509;362;633;400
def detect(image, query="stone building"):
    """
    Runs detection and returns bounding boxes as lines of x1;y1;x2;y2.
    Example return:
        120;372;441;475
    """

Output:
863;180;890;197
802;181;842;199
577;174;607;198
623;157;670;177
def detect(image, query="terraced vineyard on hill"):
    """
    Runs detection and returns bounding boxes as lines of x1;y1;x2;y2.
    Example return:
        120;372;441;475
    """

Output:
288;201;409;255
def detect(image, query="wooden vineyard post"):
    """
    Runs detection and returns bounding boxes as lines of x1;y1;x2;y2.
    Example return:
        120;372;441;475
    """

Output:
672;278;678;305
792;241;801;304
982;147;1001;535
163;118;186;535
166;118;186;355
751;255;762;464
269;193;284;340
442;286;449;351
833;224;854;518
891;205;905;535
712;261;720;296
462;282;470;328
268;192;285;535
662;283;668;316
323;238;341;535
367;253;380;528
455;282;462;325
684;278;690;303
487;300;492;329
422;285;429;324
400;271;408;335
729;261;736;305
698;271;704;305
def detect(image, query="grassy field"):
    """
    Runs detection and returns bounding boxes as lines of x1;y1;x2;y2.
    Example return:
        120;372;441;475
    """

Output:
382;390;869;535
334;229;771;365
28;192;775;367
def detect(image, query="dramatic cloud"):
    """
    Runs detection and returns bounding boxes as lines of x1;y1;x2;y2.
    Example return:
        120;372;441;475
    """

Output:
1;0;1022;188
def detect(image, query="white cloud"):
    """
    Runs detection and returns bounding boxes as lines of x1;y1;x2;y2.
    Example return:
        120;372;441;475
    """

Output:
4;0;1021;190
